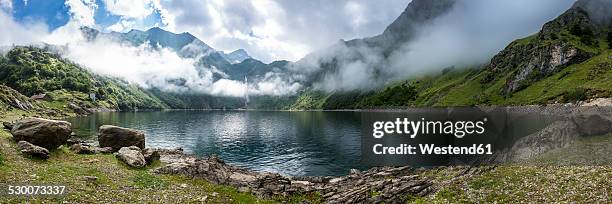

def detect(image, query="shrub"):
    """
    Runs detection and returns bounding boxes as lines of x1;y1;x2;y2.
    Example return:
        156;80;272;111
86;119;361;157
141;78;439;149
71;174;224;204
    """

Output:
563;88;587;102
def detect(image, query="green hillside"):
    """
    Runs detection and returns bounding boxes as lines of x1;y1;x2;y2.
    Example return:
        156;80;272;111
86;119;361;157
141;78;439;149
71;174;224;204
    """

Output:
0;46;168;112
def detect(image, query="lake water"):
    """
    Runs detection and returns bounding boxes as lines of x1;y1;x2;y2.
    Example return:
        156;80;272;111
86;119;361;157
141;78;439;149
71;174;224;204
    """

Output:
67;110;364;176
67;109;555;177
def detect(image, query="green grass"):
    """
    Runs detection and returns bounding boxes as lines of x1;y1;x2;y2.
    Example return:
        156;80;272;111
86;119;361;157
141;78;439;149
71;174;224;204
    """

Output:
417;165;611;203
416;133;612;203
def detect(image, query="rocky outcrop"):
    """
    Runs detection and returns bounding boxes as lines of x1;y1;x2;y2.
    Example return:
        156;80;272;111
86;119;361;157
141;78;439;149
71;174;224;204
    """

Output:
10;118;72;149
154;151;443;203
485;38;592;95
0;85;34;111
68;103;90;115
502;120;579;161
482;0;610;95
570;108;612;136
2;122;14;130
17;141;50;159
115;146;146;168
98;125;145;151
499;106;612;162
580;98;612;106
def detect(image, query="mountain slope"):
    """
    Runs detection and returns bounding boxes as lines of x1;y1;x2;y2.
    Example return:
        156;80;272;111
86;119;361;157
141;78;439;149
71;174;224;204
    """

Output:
291;0;612;109
223;49;251;64
0;46;168;111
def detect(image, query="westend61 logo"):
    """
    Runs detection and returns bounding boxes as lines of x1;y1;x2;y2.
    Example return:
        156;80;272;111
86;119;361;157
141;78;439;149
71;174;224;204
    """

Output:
372;117;487;139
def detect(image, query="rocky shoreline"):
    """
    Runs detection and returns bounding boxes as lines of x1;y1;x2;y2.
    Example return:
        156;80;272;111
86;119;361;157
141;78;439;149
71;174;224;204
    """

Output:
152;147;491;203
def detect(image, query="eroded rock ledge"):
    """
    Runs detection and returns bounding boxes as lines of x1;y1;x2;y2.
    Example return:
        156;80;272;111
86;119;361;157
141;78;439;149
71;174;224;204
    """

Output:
152;148;485;203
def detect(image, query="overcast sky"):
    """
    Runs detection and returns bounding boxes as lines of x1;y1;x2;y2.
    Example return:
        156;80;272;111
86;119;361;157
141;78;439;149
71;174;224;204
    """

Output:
0;0;409;62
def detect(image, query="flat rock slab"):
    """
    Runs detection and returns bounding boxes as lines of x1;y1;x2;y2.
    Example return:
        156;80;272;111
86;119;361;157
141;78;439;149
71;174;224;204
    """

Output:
154;151;438;203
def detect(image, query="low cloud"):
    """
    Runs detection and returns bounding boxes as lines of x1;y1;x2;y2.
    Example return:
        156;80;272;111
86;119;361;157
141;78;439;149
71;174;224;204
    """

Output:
308;0;576;91
0;9;48;46
60;34;301;97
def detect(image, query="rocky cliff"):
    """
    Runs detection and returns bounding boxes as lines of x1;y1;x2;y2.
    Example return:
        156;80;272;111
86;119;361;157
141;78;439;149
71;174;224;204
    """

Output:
483;0;611;95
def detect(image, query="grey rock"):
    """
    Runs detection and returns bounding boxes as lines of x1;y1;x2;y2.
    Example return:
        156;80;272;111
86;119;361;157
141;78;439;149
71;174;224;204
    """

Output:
66;137;94;146
142;148;160;165
70;143;96;154
96;147;113;154
115;146;146;168
349;169;362;175
17;141;50;159
11;118;72;149
98;125;145;151
9;98;33;110
84;176;98;182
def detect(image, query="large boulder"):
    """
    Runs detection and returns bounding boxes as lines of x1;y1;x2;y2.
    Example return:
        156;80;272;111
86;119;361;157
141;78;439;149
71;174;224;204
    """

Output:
115;146;146;168
11;118;72;149
98;125;145;151
17;141;50;159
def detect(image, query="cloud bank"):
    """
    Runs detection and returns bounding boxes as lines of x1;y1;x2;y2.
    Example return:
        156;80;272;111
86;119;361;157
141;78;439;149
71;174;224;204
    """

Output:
156;0;409;63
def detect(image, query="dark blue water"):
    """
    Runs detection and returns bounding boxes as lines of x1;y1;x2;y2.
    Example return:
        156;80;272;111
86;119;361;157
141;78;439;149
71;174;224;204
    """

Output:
67;110;364;176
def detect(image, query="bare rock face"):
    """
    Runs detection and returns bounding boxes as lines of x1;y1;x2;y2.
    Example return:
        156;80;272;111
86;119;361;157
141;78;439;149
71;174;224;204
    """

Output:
115;146;146;168
10;118;72;149
98;125;145;151
17;141;50;159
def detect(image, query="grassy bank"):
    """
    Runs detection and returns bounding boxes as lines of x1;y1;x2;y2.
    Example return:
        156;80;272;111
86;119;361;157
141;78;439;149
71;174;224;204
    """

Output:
418;134;612;203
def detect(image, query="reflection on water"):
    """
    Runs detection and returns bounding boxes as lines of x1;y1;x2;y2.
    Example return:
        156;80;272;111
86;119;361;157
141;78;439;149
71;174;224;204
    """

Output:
67;110;363;176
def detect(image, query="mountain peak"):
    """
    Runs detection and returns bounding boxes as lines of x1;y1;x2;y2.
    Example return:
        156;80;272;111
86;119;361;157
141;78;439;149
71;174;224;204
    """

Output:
223;49;251;64
146;27;164;32
381;0;455;41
